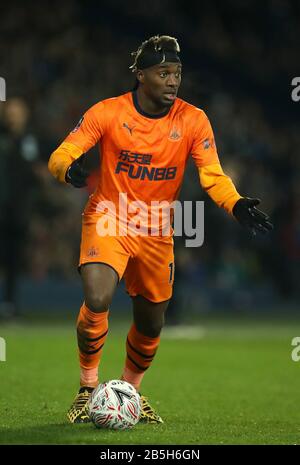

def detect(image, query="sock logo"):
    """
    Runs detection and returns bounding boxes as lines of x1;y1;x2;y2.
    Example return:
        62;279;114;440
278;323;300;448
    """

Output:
112;388;133;406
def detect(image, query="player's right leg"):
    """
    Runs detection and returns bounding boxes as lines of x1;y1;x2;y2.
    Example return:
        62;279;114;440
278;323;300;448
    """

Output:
67;263;119;424
67;212;133;424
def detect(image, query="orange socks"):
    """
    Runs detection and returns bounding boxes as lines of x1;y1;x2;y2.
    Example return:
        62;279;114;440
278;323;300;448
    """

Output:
77;303;109;387
76;306;160;391
121;323;160;391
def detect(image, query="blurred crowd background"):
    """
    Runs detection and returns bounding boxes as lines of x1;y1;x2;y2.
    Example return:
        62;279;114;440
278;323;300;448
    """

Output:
0;0;299;319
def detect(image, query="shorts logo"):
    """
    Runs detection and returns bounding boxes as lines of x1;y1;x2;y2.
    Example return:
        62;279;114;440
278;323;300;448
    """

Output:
71;116;84;133
169;126;181;141
87;246;99;257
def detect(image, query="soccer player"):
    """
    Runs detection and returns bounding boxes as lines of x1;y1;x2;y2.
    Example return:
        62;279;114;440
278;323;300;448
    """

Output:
48;35;273;424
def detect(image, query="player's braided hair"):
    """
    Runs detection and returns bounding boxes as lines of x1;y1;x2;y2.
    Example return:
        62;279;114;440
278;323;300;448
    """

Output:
129;35;180;72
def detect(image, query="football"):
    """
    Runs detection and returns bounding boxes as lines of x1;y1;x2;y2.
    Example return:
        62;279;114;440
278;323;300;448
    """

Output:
88;379;141;429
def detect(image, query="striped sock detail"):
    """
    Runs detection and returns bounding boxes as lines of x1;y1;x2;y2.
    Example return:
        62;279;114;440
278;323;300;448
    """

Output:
124;324;160;374
77;303;109;379
77;329;108;355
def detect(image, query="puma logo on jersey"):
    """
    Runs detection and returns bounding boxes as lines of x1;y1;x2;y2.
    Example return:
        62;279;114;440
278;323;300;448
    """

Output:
123;122;135;135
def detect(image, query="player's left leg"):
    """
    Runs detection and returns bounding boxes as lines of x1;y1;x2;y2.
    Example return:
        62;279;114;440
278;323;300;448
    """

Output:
121;234;174;423
121;296;169;423
124;296;169;423
122;295;169;389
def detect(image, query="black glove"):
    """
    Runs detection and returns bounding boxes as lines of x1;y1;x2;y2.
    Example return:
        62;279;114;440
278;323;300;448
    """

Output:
65;156;89;188
233;197;273;236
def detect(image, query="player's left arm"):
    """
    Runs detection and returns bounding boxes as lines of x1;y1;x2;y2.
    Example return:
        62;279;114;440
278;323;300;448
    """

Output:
191;111;273;235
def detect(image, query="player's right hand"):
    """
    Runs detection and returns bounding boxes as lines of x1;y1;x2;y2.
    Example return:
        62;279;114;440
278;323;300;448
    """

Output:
65;156;89;188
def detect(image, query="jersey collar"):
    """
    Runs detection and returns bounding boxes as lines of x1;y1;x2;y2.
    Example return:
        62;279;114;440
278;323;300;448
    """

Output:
131;91;171;119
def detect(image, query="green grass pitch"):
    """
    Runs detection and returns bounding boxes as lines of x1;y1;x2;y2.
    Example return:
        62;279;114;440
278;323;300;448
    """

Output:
0;314;300;444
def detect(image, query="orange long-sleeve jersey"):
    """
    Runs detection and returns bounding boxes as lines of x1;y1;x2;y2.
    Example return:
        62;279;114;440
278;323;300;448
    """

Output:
48;91;241;223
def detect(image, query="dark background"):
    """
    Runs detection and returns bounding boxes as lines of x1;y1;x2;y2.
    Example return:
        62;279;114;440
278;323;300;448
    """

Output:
0;0;299;319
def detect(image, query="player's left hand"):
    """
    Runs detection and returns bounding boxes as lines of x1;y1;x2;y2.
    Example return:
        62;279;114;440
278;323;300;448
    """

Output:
233;197;273;236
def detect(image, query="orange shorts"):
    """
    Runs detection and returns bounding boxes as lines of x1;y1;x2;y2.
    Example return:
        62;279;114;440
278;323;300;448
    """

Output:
79;215;175;303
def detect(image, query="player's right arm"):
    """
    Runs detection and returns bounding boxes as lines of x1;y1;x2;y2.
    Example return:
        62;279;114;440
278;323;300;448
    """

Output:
48;102;105;186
